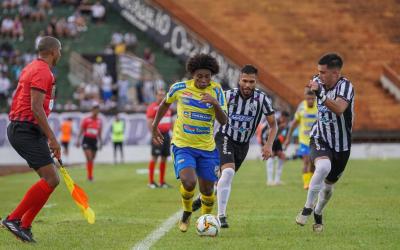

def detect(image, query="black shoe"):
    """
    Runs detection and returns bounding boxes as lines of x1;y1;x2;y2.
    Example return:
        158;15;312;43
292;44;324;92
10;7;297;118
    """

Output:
1;217;35;243
192;197;202;212
219;215;229;228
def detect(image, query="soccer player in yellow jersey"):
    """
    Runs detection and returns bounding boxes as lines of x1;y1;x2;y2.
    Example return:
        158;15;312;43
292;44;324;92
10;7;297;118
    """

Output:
151;54;227;232
284;87;317;189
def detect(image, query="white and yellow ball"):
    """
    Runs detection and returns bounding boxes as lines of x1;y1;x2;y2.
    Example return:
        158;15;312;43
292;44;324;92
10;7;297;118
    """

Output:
195;214;221;237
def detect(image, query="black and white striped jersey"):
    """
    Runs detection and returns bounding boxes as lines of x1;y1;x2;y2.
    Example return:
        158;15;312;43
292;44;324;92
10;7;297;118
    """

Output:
310;75;355;152
218;88;275;143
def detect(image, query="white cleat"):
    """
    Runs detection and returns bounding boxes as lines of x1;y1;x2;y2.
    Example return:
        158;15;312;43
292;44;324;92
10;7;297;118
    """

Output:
313;223;324;233
295;208;313;226
266;181;275;186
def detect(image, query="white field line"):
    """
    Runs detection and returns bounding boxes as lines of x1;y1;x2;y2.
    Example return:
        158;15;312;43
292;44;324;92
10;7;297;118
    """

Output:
132;210;182;250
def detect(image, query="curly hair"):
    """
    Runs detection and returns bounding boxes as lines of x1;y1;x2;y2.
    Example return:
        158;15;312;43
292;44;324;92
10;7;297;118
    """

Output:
186;53;219;75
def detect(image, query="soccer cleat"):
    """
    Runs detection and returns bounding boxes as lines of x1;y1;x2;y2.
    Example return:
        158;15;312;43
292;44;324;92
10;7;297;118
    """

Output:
160;183;172;189
178;211;192;232
147;182;159;189
313;213;323;233
218;215;229;228
191;197;202;212
266;181;275;186
295;207;313;226
1;217;35;243
274;181;285;186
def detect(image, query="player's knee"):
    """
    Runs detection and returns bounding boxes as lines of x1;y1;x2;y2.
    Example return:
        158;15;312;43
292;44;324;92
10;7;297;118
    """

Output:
221;168;235;184
315;158;331;176
181;179;196;191
45;175;60;188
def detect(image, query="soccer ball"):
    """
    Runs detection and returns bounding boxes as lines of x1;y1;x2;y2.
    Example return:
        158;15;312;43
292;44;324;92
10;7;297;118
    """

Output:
195;214;221;237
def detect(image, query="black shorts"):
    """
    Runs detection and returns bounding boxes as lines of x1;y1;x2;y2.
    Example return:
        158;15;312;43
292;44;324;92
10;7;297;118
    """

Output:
61;141;69;150
82;137;98;151
151;132;170;157
272;139;283;152
7;121;54;169
113;142;123;151
310;137;351;183
215;132;249;171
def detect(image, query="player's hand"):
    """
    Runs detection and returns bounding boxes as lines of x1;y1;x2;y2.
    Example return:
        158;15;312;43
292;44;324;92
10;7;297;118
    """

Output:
262;144;273;160
309;80;323;98
200;93;218;106
152;126;164;145
49;137;61;160
283;138;290;150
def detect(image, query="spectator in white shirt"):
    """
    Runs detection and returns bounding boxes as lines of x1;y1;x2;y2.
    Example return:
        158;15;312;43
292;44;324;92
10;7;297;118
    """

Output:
1;16;14;37
91;1;105;24
101;73;113;102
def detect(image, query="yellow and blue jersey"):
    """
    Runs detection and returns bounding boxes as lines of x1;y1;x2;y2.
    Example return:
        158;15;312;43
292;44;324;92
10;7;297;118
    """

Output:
165;79;227;151
294;100;318;146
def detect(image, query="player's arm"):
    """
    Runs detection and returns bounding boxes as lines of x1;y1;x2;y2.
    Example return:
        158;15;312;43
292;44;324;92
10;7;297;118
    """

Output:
97;124;103;149
151;99;171;144
31;88;61;159
200;93;227;125
309;80;349;115
284;119;299;148
262;114;277;160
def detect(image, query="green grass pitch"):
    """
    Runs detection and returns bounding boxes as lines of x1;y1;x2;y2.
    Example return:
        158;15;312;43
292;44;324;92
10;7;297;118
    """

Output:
0;159;399;249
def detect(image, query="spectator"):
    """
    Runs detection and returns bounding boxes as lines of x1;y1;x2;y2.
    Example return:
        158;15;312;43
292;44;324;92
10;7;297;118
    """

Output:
10;58;23;81
64;100;78;111
91;1;105;24
104;45;114;55
37;0;53;14
44;24;55;36
117;77;130;109
0;58;9;74
143;78;155;104
0;72;11;110
68;10;87;32
30;5;46;22
18;0;32;20
114;42;126;55
1;16;14;38
111;32;123;46
22;50;36;65
101;72;113;102
124;32;138;52
12;16;24;41
84;81;100;100
143;47;155;65
55;17;69;37
92;56;107;83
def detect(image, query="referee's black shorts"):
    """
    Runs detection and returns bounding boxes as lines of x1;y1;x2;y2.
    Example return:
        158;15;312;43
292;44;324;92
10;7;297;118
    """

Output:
215;132;249;172
310;137;351;183
82;136;98;151
7;121;54;170
151;132;171;157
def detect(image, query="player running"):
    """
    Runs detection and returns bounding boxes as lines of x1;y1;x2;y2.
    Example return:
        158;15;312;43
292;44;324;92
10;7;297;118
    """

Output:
60;117;73;164
263;111;289;186
284;87;317;189
2;36;62;243
295;53;355;232
146;89;173;188
76;104;102;181
193;65;277;228
151;54;227;232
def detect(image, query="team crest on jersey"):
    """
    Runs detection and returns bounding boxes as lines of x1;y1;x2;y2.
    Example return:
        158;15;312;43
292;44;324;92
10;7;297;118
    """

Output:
249;103;257;112
182;91;192;97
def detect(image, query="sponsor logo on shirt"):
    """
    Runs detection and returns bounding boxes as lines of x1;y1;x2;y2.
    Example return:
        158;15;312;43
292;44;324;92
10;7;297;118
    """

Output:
183;124;210;134
183;111;212;122
231;126;251;133
182;97;212;109
230;114;254;122
168;82;186;97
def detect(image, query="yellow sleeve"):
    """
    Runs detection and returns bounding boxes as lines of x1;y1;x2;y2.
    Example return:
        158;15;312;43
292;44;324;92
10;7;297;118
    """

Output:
165;82;186;104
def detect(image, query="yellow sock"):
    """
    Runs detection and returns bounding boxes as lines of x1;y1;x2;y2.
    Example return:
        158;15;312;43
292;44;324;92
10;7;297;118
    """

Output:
302;173;308;186
200;193;215;215
179;184;194;212
305;172;313;186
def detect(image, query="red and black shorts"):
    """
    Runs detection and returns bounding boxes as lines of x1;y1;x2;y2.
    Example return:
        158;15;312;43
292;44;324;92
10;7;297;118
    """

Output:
82;136;98;151
7;121;54;170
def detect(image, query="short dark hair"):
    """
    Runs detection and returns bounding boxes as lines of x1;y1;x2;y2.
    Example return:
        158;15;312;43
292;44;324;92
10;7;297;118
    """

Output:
318;53;343;69
37;36;61;53
304;87;315;96
241;64;258;75
186;53;219;75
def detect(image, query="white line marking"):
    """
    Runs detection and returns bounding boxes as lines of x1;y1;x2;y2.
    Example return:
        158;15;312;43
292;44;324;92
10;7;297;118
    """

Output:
136;168;159;175
132;210;182;250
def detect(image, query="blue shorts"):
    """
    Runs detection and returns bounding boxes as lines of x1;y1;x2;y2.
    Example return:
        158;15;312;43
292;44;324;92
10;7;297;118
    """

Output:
171;145;219;182
297;143;310;157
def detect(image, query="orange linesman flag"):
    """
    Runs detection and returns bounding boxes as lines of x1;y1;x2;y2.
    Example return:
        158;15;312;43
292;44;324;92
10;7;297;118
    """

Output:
58;163;95;224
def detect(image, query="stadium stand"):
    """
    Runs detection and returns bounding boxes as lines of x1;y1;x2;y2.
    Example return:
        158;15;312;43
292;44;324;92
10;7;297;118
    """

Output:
154;0;400;139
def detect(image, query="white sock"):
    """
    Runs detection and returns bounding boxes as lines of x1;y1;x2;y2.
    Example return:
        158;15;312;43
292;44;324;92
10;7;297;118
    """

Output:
266;158;274;183
304;159;331;208
314;182;334;215
217;168;235;216
274;159;284;183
